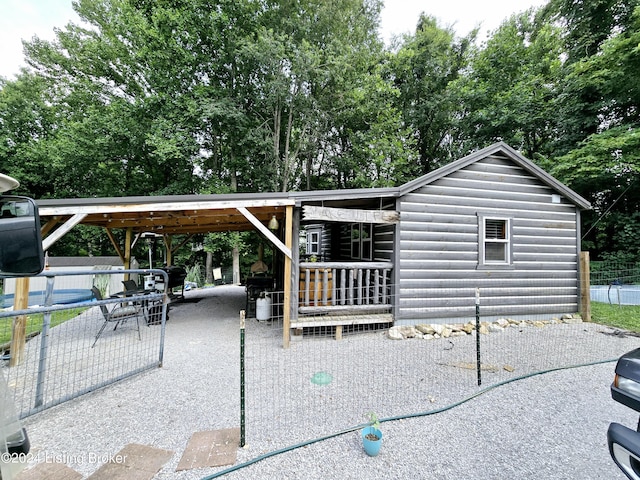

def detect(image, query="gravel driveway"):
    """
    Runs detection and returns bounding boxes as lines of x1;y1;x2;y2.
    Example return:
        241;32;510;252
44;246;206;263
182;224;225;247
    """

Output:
15;285;639;479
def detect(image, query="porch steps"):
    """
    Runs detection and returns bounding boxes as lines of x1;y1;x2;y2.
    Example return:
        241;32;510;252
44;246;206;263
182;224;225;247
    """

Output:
291;313;393;340
298;304;391;316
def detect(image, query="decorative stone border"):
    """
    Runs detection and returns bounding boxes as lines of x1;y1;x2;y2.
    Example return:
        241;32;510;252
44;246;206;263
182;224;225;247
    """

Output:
387;314;583;340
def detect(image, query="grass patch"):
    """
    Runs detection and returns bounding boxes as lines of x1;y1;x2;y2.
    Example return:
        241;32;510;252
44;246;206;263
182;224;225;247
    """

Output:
0;308;87;347
591;302;640;333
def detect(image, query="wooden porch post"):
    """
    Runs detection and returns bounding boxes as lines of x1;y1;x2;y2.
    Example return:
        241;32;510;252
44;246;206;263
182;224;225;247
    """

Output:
124;227;132;280
579;251;591;322
9;277;30;366
165;235;173;266
283;205;293;349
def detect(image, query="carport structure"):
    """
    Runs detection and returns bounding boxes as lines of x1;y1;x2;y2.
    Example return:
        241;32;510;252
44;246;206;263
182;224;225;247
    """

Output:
36;192;296;346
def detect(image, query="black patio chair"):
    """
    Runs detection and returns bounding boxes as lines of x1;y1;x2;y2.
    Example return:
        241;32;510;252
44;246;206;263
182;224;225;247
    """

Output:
121;279;165;325
91;286;142;348
121;279;140;294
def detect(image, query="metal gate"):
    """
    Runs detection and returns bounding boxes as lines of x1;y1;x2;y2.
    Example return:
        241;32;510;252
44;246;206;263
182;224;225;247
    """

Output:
0;269;168;418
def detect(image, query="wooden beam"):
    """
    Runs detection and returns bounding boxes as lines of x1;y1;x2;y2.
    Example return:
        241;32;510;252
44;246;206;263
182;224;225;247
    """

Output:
236;207;292;259
164;234;172;266
302;205;399;224
291;313;393;328
283;205;293;349
39;198;296;217
42;213;87;251
41;217;61;236
105;227;125;263
299;304;392;315
124;227;133;275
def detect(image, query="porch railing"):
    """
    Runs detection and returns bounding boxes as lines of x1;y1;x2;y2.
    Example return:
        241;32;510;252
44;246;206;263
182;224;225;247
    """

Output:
298;261;393;315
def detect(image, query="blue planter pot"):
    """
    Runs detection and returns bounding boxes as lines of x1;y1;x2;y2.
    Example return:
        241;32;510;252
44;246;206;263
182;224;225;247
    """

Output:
362;426;383;456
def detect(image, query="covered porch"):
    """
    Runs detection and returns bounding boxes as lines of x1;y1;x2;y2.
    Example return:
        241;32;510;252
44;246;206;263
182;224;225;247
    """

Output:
36;189;401;347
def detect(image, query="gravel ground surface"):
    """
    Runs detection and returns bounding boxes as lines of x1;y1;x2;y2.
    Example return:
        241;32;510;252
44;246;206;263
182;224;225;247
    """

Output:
14;285;640;479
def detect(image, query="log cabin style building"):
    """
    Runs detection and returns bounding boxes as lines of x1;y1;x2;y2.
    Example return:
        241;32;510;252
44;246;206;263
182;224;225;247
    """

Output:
37;142;592;346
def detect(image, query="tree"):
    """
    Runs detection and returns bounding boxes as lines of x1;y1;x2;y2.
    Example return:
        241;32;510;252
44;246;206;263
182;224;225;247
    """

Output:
456;9;564;160
234;0;391;191
548;6;640;261
544;0;639;63
0;73;58;198
391;15;476;174
542;0;640;154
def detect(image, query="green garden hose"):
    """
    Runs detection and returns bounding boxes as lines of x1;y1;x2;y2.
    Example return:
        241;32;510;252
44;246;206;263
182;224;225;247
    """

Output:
201;358;618;479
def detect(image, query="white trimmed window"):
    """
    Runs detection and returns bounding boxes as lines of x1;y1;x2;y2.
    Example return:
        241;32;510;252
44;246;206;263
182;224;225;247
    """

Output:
478;215;512;266
306;227;321;256
307;230;320;255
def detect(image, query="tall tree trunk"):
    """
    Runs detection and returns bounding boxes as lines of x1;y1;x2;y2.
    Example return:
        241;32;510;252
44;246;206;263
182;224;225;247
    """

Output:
232;246;240;285
205;251;213;285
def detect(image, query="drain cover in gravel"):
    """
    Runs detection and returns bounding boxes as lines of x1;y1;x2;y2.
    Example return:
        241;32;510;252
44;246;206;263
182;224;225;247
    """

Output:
311;371;333;385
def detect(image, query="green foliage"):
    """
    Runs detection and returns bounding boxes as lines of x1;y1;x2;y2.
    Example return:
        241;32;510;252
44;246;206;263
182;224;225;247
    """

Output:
591;302;640;333
47;225;114;258
365;411;380;430
2;0;640;265
552;125;640;261
185;264;204;287
204;232;252;269
391;15;476;173
0;73;58;198
457;9;564;159
552;127;640;185
545;0;640;63
0;308;87;346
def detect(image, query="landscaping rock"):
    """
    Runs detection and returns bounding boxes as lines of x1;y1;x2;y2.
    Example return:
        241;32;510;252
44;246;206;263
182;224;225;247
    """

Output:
431;324;446;335
386;313;586;342
387;327;404;340
496;318;510;328
388;325;417;339
462;323;475;334
416;324;436;335
562;314;583;324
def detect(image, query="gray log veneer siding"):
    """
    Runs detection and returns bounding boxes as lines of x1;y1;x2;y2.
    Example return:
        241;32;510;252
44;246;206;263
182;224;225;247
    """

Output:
395;154;582;324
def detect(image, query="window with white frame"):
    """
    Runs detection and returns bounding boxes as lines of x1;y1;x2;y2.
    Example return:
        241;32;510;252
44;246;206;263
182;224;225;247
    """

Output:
478;215;512;266
306;227;321;256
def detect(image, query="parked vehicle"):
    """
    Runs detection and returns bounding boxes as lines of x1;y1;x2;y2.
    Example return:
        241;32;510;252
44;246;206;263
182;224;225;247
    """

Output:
608;348;640;479
0;174;45;479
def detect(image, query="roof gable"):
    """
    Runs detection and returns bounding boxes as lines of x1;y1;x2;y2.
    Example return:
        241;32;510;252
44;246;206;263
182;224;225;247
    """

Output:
398;142;592;210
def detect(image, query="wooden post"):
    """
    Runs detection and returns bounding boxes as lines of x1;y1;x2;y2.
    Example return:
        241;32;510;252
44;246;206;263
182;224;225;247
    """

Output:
283;205;293;349
164;234;173;266
579;251;591;322
124;227;132;280
10;277;30;366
